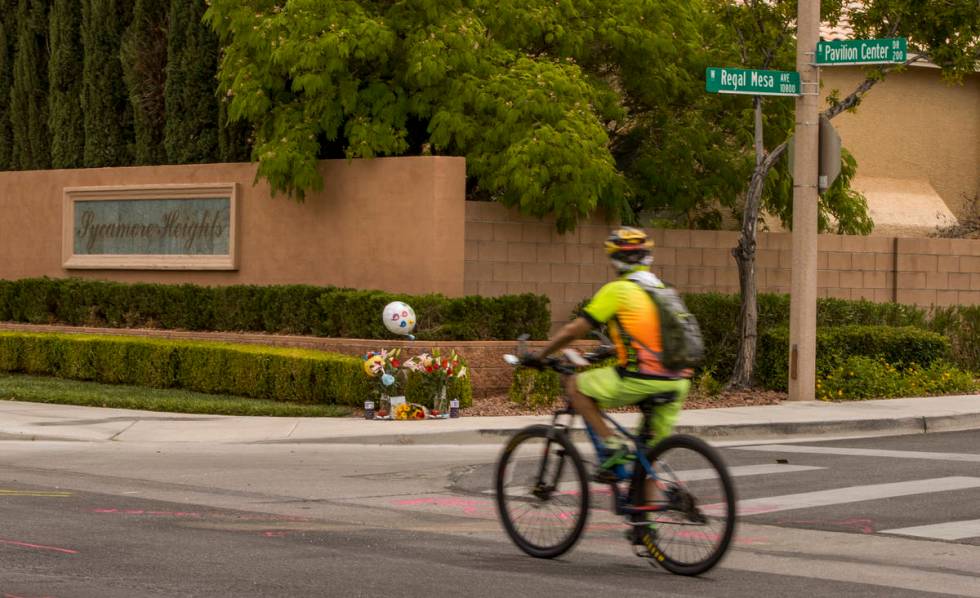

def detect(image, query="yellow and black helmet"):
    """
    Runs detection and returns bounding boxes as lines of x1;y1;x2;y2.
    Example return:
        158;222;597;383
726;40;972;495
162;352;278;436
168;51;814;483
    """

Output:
604;227;653;256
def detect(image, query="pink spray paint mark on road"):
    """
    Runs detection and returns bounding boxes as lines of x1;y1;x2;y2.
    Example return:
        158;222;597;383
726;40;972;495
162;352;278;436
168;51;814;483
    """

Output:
777;517;876;534
0;537;78;555
261;531;289;537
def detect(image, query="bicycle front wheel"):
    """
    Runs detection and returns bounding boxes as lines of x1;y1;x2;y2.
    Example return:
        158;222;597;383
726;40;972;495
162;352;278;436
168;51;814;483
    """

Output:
494;425;589;558
631;434;736;576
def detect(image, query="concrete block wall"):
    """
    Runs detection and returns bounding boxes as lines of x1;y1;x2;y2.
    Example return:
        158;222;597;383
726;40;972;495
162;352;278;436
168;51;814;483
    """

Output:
464;202;980;327
463;201;619;324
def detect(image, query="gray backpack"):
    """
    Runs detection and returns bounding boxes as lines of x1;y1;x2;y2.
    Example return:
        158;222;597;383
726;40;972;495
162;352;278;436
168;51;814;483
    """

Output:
626;271;704;371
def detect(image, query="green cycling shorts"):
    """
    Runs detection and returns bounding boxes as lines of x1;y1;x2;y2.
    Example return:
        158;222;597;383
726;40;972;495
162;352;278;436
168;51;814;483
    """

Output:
576;366;689;442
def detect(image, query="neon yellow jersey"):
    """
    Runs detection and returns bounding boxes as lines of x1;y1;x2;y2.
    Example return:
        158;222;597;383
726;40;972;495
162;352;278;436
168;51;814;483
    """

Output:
582;268;677;378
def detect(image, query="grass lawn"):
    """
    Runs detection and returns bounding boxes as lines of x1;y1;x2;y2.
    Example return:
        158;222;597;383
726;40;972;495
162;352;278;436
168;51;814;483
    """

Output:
0;374;352;417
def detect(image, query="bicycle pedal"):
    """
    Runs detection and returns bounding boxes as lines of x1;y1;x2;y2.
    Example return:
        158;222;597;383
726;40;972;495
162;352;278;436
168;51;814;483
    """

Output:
591;469;619;484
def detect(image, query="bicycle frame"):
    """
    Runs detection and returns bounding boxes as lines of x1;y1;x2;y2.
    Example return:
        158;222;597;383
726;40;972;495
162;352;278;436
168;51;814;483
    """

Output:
549;403;670;517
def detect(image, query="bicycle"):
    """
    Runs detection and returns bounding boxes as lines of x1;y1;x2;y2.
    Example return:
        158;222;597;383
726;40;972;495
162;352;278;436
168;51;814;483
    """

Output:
494;343;737;576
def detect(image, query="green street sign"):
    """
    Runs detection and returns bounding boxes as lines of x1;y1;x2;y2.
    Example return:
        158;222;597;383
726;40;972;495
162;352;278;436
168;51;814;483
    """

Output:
705;67;800;97
816;38;907;65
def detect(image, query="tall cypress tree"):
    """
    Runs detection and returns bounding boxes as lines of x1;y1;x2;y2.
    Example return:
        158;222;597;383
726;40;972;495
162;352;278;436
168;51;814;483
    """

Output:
121;0;168;165
48;0;84;168
0;0;18;170
164;0;218;164
10;0;51;170
218;96;251;163
81;0;133;167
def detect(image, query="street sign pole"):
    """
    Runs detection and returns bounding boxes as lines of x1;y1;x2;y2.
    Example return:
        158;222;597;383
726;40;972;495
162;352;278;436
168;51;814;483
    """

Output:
788;1;820;402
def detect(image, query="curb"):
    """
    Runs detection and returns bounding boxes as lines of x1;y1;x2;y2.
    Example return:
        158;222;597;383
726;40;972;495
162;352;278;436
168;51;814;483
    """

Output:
0;431;84;442
256;413;980;446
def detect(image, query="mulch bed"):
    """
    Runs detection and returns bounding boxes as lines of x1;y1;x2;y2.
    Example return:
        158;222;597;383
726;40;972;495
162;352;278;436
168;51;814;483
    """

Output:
457;389;787;417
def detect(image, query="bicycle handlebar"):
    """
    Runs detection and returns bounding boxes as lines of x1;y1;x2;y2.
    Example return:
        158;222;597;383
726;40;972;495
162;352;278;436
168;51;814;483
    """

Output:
502;346;615;376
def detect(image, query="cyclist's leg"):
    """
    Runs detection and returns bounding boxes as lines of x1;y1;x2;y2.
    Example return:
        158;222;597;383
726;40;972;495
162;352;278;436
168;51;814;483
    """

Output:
631;378;690;507
646;378;690;443
575;367;635;474
565;374;612;439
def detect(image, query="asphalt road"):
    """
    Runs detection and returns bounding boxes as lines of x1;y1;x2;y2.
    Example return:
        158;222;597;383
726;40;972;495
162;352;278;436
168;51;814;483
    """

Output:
2;430;979;597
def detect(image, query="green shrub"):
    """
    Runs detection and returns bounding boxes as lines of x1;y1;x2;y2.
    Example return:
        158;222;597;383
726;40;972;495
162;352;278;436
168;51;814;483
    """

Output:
928;305;980;373
0;278;550;340
695;368;725;397
816;298;927;328
0;332;384;406
403;372;473;409
509;368;562;409
817;356;976;401
757;325;951;391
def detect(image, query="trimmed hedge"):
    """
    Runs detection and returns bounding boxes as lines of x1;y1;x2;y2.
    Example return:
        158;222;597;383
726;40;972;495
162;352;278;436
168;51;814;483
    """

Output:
0;332;473;408
0;278;550;340
571;291;980;382
756;325;951;392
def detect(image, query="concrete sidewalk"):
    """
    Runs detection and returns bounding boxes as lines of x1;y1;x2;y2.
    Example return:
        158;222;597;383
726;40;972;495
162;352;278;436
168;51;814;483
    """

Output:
0;394;978;445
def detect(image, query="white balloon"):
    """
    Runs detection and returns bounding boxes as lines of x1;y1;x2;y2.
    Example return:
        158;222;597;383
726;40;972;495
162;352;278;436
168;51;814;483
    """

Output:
382;301;417;336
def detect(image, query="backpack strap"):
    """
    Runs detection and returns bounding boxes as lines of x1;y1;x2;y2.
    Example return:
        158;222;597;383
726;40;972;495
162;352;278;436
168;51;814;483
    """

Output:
622;271;678;372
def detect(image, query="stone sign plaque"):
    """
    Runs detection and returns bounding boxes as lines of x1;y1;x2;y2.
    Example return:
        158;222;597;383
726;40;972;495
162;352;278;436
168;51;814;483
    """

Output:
63;184;239;270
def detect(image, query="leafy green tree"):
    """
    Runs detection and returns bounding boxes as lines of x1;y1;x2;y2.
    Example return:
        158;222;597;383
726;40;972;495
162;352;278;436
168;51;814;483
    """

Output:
48;0;84;168
81;0;133;167
0;0;18;170
207;0;720;230
164;0;219;164
10;0;51;170
121;0;168;165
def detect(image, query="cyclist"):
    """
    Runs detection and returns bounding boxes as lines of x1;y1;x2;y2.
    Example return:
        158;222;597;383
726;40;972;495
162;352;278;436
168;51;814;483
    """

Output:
523;226;691;483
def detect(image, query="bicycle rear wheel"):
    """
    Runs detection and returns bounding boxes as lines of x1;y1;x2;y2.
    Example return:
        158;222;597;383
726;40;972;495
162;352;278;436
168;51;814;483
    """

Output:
494;425;589;558
631;434;736;576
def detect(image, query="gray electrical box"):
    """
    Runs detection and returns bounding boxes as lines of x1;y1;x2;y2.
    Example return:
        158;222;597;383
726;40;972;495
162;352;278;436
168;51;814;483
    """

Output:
818;114;841;193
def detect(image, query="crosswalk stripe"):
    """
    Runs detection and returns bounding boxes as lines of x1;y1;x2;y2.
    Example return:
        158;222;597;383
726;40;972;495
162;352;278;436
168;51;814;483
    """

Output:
734;444;980;463
676;463;824;481
713;476;980;517
494;463;823;496
880;519;980;540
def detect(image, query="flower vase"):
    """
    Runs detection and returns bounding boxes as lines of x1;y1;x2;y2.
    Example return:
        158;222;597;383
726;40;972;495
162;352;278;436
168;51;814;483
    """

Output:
378;394;392;419
431;385;449;418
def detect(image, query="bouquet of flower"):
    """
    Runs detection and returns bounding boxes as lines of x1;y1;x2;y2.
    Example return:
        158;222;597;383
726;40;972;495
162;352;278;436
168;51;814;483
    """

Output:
394;401;428;420
403;348;468;386
403;349;467;416
362;348;405;399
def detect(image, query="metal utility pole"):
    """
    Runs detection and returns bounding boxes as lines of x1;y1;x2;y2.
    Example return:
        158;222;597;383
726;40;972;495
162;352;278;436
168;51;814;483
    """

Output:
788;0;820;401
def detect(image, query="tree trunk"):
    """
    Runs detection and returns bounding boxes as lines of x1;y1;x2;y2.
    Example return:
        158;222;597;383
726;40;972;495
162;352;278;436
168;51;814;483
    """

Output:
729;96;790;389
728;96;765;389
726;54;923;390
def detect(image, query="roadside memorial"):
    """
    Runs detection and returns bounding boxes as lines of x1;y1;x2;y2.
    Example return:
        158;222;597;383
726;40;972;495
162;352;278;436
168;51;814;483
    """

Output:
363;302;466;419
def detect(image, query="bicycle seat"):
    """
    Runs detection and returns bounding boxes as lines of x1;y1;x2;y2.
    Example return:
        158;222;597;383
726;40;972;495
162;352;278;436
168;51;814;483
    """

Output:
640;391;676;407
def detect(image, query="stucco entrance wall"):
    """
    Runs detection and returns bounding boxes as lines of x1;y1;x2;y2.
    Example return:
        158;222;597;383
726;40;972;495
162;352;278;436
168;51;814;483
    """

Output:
0;157;466;295
820;66;979;220
464;202;980;329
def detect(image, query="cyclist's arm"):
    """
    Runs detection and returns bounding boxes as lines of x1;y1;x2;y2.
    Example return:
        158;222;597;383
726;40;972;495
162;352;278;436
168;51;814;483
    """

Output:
536;281;621;358
536;317;592;358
